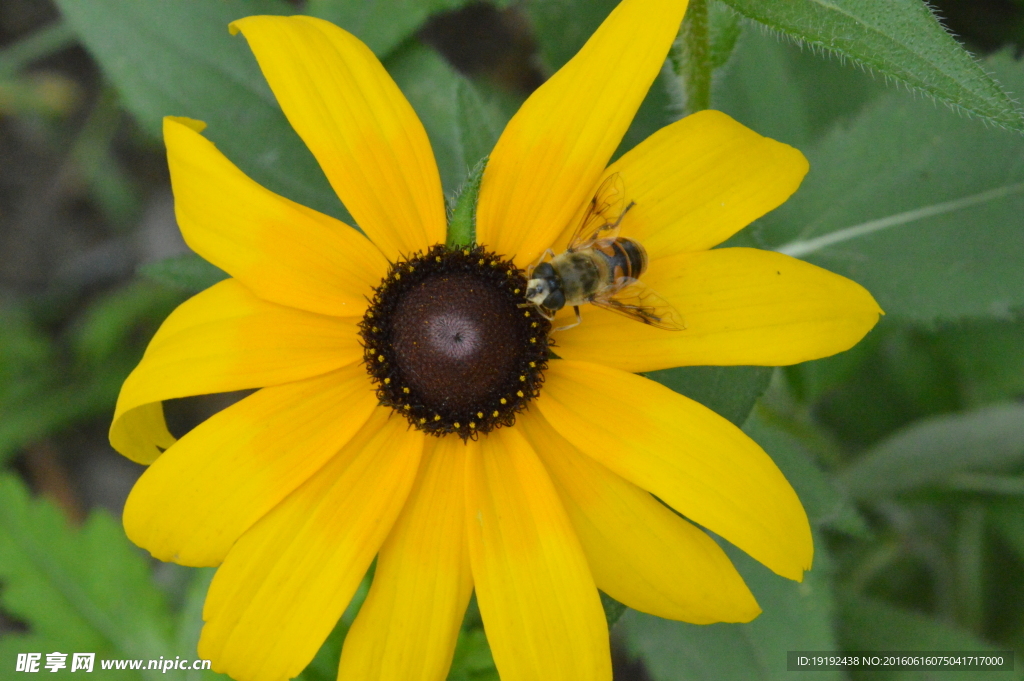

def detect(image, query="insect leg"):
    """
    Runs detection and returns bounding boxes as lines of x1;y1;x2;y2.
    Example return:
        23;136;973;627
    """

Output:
555;306;583;332
518;302;555;321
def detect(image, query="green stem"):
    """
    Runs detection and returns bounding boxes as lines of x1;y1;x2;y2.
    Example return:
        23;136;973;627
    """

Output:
0;20;76;78
670;0;712;115
446;156;487;249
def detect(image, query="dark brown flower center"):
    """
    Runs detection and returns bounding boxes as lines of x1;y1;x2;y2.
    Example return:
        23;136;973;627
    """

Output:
360;244;550;439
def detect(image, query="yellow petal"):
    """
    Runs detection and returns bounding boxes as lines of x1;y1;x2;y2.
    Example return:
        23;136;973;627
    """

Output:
337;436;472;681
537;361;812;581
110;279;361;464
520;410;759;624
123;364;377;567
555;247;882;373
552;110;808;258
467;426;610;681
230;16;446;260
199;410;424;681
164;116;387;317
476;0;689;266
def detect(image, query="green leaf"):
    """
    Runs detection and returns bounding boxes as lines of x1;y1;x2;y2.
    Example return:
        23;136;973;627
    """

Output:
934;316;1024;407
447;628;498;681
718;0;1024;132
0;474;190;680
715;25;887;150
0;282;179;465
71;282;184;368
54;0;348;222
139;254;228;295
989;501;1024;565
453;81;505;175
942;474;1024;496
618;534;841;681
0;19;77;78
744;409;866;535
600;591;627;627
839;403;1024;500
525;0;682;162
614;70;679;160
0;304;56;407
305;0;504;59
797;322;963;449
386;42;507;196
645;366;774;427
759;54;1024;321
836;592;1022;681
523;0;618;75
170;568;229;680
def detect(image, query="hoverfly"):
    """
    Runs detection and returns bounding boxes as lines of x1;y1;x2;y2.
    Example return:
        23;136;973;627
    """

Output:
524;174;685;331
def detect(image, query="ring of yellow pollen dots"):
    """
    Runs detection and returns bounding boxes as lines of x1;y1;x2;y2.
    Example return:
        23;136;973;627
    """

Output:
359;243;552;439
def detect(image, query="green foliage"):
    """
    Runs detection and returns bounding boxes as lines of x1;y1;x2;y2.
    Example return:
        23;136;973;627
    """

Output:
386;42;507;196
139;255;228;295
0;305;56;413
306;0;512;59
934;317;1024;405
600;591;627;627
715;26;889;149
53;0;346;222
647;366;774;427
0;475;224;680
0;283;181;465
447;628;499;681
745;409;867;536
990;502;1024;565
522;0;618;75
837;593;1022;681
524;0;682;160
754;54;1024;322
839;403;1024;500
718;0;1024;132
618;537;842;681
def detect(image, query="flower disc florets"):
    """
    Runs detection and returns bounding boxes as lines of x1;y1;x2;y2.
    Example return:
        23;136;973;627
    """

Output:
360;244;551;439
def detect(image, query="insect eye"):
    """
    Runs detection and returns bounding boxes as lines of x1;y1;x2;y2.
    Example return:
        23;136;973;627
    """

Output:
534;262;555;279
544;288;565;311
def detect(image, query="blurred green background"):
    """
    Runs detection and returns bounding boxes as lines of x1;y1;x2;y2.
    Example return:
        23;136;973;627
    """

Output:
2;0;1024;679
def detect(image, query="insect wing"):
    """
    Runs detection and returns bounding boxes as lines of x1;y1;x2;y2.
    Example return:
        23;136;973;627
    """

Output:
567;173;630;251
592;278;686;331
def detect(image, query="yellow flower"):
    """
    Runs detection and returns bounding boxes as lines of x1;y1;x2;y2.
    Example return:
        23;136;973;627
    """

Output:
110;1;881;680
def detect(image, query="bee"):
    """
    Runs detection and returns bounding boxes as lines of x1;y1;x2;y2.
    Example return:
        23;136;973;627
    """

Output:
524;174;685;331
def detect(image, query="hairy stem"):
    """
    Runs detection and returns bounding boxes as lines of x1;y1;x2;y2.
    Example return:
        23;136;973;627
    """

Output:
670;0;712;115
446;156;487;249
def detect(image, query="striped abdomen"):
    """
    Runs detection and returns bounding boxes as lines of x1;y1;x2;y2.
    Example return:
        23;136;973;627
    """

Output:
592;237;648;282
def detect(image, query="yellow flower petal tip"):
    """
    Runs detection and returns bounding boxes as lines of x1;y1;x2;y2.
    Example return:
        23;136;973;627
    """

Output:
555;248;883;373
165;115;207;134
590;109;810;259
